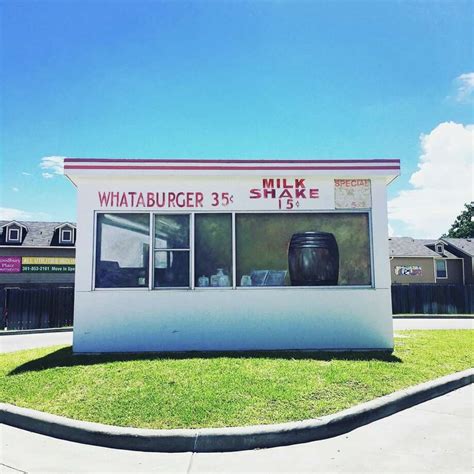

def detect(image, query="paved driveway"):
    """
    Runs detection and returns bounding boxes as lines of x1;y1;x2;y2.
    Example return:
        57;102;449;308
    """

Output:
393;317;473;330
0;331;72;353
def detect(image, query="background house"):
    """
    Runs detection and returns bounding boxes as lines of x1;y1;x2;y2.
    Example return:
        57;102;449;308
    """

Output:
0;220;76;289
0;221;76;329
389;237;465;285
441;238;474;284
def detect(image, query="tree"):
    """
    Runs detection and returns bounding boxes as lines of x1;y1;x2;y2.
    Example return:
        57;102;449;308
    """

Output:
443;203;474;238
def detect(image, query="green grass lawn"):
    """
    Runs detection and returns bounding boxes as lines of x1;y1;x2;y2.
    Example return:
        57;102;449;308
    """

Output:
1;330;472;429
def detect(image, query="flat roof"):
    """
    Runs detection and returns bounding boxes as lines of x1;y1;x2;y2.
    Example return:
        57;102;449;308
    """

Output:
64;158;400;184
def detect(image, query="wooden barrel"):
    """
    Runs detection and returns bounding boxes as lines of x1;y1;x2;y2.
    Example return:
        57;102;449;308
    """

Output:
288;232;339;286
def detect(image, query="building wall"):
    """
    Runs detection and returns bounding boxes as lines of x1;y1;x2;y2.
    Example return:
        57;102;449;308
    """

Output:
437;259;464;284
0;247;75;285
390;257;435;284
444;246;473;284
72;174;394;352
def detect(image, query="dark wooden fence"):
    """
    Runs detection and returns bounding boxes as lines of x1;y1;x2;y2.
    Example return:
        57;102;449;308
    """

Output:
391;284;474;315
2;287;74;330
0;284;472;329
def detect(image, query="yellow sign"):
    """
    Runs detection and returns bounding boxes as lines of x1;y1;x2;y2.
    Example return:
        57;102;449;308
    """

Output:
22;257;75;265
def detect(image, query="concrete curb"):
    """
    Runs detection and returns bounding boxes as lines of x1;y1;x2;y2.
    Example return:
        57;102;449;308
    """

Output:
1;369;472;452
0;327;72;336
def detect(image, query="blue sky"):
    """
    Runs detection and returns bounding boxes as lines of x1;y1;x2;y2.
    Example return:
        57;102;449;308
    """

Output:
1;0;473;237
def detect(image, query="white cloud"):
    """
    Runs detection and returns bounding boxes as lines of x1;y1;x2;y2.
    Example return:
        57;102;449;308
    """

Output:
388;122;473;238
388;223;395;237
12;187;19;192
21;171;32;176
454;72;474;103
0;207;51;221
40;156;65;178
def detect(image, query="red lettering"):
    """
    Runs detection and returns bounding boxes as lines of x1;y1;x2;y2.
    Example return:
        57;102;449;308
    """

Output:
279;189;292;198
147;192;156;207
262;178;274;188
195;192;204;207
282;179;292;189
263;188;276;198
295;188;306;199
250;188;261;199
168;192;176;207
111;192;119;206
309;188;319;198
136;192;145;207
186;192;193;207
119;193;128;207
295;178;305;188
98;192;111;207
176;192;186;208
156;193;165;207
128;192;136;207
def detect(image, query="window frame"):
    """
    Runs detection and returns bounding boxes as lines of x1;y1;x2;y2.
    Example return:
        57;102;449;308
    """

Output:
93;212;152;291
92;209;374;291
7;227;21;242
152;212;192;290
435;259;448;279
61;228;73;243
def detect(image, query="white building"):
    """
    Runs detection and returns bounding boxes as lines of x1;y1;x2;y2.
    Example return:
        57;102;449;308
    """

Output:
65;158;400;353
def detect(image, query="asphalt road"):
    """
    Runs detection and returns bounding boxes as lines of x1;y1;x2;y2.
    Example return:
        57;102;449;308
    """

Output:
0;318;472;353
1;384;472;473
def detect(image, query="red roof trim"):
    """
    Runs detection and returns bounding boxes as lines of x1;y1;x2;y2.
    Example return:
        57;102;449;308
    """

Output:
64;164;400;171
64;158;400;164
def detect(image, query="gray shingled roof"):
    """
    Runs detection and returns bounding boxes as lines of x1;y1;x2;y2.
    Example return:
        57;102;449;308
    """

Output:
0;221;76;247
388;237;440;257
443;238;474;257
417;239;459;259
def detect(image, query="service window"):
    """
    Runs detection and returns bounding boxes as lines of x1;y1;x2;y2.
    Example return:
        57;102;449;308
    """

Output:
95;213;150;288
194;213;232;287
154;214;190;288
236;213;372;287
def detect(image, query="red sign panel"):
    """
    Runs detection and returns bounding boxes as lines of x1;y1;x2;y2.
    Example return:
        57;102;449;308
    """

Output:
0;257;22;273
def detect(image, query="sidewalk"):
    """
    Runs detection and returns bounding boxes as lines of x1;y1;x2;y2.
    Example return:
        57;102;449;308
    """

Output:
1;384;472;473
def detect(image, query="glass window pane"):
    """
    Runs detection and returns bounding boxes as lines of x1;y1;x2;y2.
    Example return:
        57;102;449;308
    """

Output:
236;213;371;287
95;213;150;288
155;215;189;249
195;214;232;287
154;251;190;287
436;260;447;277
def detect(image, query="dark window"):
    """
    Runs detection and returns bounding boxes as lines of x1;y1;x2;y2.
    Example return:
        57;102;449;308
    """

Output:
436;259;447;278
195;213;232;287
8;228;20;242
95;213;150;288
61;229;73;242
154;214;190;288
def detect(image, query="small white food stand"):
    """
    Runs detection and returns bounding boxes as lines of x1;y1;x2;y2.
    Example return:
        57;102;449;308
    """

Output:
65;158;400;353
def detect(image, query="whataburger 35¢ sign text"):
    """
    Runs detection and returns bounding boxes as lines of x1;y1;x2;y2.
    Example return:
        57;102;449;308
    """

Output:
96;178;372;211
0;256;75;274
